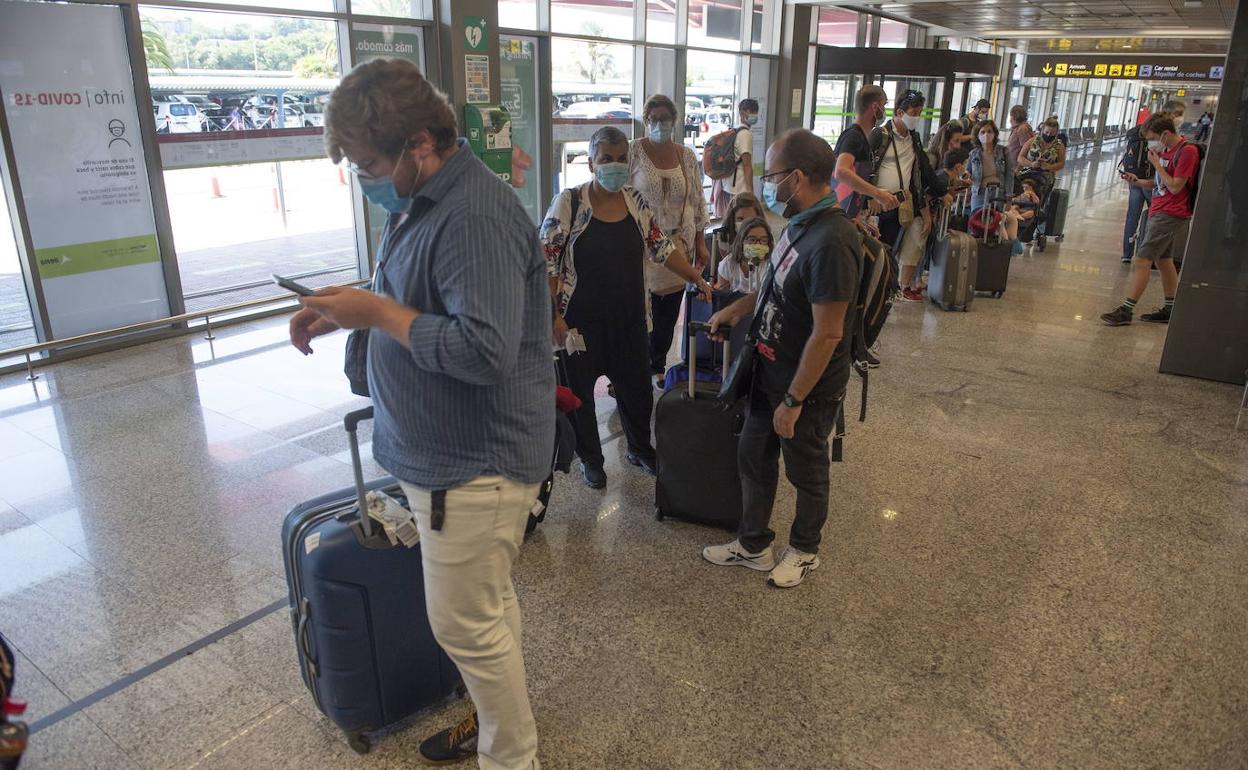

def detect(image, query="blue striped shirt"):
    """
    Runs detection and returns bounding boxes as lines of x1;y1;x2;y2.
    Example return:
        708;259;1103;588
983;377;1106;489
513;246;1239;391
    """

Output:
368;140;554;489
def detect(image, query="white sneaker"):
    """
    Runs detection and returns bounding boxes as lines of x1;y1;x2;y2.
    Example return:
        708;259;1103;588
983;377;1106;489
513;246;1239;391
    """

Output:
701;539;776;572
768;546;820;588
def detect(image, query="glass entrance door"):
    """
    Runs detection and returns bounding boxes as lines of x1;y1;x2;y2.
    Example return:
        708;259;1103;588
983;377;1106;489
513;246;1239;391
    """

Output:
812;73;862;145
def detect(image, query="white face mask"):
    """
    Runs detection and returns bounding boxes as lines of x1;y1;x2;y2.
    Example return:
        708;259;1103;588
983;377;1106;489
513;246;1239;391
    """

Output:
979;132;992;144
900;113;921;131
1147;139;1166;153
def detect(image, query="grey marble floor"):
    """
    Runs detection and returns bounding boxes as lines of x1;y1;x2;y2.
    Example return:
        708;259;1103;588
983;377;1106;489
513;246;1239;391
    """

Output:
2;149;1246;770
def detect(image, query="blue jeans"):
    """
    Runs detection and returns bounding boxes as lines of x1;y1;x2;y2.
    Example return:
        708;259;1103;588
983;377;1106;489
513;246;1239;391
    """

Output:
1122;185;1152;260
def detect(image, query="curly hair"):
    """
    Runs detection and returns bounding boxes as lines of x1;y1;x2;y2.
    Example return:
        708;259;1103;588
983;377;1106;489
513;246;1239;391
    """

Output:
325;58;458;163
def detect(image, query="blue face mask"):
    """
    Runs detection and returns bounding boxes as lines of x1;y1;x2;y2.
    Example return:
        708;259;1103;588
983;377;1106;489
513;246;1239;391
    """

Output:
355;147;419;214
360;175;413;214
595;161;630;192
647;122;674;143
762;171;794;215
743;114;759;127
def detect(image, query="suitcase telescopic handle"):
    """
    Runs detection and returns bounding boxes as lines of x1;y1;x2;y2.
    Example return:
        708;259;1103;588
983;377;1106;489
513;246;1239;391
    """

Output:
344;407;374;537
686;321;732;399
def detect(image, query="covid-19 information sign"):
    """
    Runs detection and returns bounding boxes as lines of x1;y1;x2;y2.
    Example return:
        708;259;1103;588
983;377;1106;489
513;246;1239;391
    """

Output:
0;0;170;337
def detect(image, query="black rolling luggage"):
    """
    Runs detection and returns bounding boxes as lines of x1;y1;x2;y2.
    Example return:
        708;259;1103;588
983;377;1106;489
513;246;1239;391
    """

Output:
282;407;460;755
655;322;744;529
970;186;1013;298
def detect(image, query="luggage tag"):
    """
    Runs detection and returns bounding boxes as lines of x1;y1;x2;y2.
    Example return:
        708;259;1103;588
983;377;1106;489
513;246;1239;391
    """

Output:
564;329;587;355
366;490;415;546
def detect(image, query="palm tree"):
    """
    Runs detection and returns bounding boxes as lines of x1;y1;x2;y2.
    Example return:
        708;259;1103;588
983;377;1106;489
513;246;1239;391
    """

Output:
143;27;176;74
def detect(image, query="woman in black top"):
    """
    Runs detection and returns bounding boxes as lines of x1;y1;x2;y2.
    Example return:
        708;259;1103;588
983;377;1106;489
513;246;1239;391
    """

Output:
541;127;711;489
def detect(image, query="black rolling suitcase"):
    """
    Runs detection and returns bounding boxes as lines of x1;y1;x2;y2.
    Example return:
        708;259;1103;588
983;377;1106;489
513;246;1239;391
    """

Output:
282;407;460;755
970;186;1013;298
655;322;744;529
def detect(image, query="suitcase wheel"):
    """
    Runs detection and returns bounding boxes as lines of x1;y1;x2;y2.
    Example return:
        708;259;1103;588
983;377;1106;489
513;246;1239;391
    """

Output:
993;291;1003;299
1036;236;1047;252
1056;235;1064;242
347;732;371;755
654;507;664;521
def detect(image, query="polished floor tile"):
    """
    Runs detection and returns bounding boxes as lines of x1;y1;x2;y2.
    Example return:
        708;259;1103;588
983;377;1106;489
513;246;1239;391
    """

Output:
3;144;1246;769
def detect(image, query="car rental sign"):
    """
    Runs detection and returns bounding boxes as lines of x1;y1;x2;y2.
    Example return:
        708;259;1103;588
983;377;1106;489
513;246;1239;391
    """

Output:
1023;54;1226;81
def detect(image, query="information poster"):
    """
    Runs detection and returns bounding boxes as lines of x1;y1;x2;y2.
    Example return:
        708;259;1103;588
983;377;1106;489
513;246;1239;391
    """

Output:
500;36;541;224
351;24;425;255
0;0;169;337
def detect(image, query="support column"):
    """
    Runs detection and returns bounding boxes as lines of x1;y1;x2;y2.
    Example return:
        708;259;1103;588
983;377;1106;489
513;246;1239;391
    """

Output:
775;3;813;134
1159;3;1247;385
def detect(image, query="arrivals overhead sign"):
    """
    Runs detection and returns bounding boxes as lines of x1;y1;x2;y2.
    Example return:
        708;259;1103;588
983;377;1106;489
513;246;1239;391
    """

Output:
1024;54;1225;81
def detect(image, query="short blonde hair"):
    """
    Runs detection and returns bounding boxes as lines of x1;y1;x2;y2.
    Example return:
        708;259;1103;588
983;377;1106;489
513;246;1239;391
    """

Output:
325;58;457;163
643;94;678;122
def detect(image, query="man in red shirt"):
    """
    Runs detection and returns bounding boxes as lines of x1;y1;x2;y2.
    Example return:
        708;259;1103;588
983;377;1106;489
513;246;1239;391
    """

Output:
1101;114;1200;326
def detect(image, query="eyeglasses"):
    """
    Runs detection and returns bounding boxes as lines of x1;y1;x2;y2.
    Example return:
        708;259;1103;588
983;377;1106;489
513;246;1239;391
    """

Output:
761;168;794;182
340;157;382;181
743;236;769;246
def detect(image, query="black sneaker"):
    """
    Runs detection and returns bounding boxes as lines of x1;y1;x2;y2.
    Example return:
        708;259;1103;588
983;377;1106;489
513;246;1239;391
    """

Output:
419;710;478;766
625;452;658;476
581;463;607;489
1100;307;1133;326
1140;306;1171;324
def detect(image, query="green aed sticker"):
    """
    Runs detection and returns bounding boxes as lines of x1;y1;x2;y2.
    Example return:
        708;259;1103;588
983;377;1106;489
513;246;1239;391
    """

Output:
463;16;487;52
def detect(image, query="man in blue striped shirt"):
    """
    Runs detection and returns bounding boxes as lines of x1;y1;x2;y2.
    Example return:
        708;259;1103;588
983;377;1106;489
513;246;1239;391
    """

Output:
290;59;552;770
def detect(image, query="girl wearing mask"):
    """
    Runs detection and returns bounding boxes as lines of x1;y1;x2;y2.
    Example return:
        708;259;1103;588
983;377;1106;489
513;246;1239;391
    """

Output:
968;119;1009;213
1019;117;1066;193
710;192;764;276
715;216;772;294
629;94;711;390
541;126;710;490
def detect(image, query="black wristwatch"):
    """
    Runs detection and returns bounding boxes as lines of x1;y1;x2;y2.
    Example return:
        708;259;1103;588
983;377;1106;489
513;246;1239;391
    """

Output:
783;392;804;408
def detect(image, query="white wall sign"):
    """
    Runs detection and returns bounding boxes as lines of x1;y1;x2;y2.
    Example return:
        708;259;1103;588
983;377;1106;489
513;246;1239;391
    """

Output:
0;0;169;338
158;127;326;170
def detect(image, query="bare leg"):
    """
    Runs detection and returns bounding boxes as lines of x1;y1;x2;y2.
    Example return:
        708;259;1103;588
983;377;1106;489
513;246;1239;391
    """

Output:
1127;256;1154;301
1157;257;1179;297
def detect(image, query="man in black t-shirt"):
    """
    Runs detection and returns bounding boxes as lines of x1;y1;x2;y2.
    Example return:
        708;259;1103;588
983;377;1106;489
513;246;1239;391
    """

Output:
833;84;898;219
702;128;861;589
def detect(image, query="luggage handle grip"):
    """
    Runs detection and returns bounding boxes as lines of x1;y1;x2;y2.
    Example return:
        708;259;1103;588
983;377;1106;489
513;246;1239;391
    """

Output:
685;321;732;398
297;597;319;678
344;407;373;538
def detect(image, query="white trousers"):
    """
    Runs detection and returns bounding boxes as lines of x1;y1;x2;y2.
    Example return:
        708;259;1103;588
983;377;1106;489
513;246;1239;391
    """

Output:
400;475;541;770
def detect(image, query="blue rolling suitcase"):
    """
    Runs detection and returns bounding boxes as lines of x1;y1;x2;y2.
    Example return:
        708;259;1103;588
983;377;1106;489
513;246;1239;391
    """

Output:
282;407;460;755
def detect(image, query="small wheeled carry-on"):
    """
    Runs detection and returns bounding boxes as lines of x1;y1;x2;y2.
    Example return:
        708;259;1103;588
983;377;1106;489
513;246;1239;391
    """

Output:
969;186;1013;298
282;407;460;755
928;202;978;311
1037;187;1069;251
655;321;744;529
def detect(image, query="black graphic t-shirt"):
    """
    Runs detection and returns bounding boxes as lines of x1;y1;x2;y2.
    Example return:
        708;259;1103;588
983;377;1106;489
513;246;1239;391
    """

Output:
754;208;861;400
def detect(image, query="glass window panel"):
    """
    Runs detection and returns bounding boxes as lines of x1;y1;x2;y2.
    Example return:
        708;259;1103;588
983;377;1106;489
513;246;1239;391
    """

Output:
877;18;907;48
140;9;356;312
816;8;857;46
552;0;635;38
750;0;765;52
498;0;537;30
0;162;38;351
688;0;742;52
347;0;431;19
685;50;740;206
551;38;635;191
647;0;676;44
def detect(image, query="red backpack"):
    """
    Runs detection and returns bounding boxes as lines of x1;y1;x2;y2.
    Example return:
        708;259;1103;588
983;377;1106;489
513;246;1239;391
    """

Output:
702;128;742;180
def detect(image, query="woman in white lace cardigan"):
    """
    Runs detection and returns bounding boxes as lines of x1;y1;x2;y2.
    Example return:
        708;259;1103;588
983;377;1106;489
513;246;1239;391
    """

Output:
628;93;711;390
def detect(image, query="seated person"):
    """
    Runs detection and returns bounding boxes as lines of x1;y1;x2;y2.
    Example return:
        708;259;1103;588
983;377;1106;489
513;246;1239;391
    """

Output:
997;178;1043;254
715;216;773;294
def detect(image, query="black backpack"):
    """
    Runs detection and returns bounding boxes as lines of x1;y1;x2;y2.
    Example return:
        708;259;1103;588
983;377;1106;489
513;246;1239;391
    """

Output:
1179;140;1205;208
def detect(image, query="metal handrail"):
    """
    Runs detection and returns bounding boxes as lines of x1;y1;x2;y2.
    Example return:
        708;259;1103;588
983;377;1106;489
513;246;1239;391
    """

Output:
4;278;368;382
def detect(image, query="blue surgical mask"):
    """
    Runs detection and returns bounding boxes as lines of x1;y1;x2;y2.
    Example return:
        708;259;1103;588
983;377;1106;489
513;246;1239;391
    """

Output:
594;162;630;192
647;121;674;143
762;171;794;216
360;175;413;214
743;114;759;127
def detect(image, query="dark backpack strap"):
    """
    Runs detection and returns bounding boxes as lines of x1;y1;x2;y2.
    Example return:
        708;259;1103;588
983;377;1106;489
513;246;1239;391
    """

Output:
831;396;847;462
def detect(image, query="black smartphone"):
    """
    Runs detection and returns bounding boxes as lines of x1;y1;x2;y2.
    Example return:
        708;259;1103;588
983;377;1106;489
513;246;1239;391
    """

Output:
272;274;315;297
895;190;907;202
